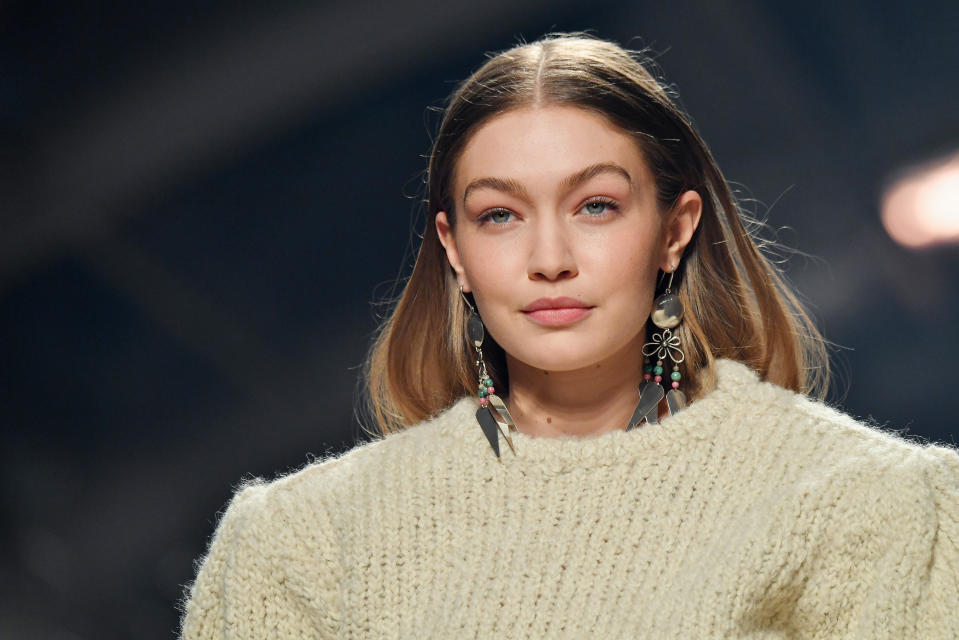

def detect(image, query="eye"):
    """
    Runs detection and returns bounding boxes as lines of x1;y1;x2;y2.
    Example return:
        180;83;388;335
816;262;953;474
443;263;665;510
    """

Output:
478;208;514;225
580;197;619;216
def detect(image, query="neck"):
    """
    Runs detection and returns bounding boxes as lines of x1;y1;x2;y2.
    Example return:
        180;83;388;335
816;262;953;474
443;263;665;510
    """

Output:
504;333;645;437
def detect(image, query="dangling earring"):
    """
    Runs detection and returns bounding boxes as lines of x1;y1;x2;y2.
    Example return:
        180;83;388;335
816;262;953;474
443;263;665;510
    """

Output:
460;287;517;459
627;265;688;430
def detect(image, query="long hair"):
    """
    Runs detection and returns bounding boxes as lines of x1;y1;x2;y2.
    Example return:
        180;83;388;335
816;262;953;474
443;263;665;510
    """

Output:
362;33;830;435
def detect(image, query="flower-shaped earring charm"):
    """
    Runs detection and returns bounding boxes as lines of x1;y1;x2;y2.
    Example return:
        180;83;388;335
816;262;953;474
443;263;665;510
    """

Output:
643;328;685;364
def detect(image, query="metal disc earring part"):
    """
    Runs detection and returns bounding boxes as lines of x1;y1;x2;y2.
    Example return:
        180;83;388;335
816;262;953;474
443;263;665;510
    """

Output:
467;313;485;347
651;293;683;329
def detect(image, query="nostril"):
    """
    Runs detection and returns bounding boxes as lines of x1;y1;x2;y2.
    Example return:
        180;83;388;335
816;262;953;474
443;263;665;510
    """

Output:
530;268;577;282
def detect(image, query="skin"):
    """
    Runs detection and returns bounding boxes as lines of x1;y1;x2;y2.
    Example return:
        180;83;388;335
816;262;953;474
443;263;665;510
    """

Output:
436;105;702;437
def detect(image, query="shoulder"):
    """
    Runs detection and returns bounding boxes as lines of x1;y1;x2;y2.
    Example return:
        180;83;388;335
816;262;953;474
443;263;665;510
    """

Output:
712;358;938;461
712;358;959;518
183;398;479;633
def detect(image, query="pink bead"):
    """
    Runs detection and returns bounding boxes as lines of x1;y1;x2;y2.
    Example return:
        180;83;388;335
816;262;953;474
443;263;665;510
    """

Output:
654;375;662;383
487;387;494;394
643;373;651;381
671;381;680;389
479;397;488;406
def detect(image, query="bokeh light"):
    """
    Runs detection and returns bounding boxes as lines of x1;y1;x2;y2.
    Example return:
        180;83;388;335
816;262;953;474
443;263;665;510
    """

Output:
882;151;959;249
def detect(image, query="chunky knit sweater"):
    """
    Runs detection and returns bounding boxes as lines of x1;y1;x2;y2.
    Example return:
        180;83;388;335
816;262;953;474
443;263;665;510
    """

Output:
181;359;959;638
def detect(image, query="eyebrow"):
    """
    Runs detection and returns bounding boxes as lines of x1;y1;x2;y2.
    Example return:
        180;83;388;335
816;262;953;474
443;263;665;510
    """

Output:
462;162;633;208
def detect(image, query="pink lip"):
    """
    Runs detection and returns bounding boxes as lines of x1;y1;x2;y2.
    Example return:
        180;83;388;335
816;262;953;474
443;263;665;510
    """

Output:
521;297;593;326
522;297;591;312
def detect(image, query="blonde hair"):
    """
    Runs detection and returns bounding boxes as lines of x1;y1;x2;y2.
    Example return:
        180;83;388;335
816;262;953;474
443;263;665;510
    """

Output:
362;33;830;435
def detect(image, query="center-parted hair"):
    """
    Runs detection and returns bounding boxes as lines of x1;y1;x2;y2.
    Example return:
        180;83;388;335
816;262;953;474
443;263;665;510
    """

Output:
363;33;829;435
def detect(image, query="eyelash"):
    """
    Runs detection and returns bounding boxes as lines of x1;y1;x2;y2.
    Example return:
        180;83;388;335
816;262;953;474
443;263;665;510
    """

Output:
477;197;621;225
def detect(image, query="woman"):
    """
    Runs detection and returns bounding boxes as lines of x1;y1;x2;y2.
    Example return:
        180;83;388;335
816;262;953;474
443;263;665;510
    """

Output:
180;34;959;638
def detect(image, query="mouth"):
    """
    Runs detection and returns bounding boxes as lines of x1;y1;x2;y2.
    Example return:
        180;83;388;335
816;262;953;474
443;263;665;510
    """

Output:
521;297;593;326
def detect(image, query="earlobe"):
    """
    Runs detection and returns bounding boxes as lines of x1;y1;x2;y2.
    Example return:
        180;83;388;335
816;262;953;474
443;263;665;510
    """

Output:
662;190;703;271
435;211;471;292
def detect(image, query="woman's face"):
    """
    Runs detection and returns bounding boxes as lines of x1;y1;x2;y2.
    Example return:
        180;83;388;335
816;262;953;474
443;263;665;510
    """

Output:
435;105;700;374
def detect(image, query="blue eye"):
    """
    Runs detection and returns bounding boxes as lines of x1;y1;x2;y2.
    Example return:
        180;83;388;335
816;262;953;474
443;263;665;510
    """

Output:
582;198;618;216
584;201;607;214
480;209;514;224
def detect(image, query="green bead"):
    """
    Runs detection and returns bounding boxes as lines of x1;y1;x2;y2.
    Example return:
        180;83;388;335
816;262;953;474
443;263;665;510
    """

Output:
643;364;653;373
653;365;663;376
484;377;494;387
671;371;682;381
478;388;487;398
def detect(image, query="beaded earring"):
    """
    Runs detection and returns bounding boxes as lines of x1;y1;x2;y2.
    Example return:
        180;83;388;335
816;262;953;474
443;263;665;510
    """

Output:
461;287;516;458
627;265;688;429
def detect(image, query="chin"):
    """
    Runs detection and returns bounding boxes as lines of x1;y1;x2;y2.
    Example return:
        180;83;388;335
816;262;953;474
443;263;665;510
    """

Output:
501;326;644;374
509;346;615;373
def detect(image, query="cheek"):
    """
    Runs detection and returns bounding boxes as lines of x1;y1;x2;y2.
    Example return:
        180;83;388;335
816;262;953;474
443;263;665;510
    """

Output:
591;225;660;292
456;233;520;295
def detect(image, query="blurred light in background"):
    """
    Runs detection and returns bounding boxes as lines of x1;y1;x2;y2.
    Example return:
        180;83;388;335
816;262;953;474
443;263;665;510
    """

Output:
882;151;959;248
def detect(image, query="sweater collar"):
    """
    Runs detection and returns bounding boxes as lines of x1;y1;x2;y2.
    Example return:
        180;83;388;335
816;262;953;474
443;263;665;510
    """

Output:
435;358;763;469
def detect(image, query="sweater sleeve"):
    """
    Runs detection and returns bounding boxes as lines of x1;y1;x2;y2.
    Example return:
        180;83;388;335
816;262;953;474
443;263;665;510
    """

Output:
791;442;959;638
179;479;343;639
915;444;959;637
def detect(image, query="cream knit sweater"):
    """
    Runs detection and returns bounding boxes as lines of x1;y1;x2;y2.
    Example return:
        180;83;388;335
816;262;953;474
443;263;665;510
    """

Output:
180;359;959;638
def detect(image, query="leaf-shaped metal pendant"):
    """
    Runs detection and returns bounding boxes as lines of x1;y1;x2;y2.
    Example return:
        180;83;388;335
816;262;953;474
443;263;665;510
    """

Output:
645;382;667;424
626;402;647;431
665;388;687;415
627;382;650;431
487;394;516;432
476;406;501;458
487;393;516;454
627;381;665;430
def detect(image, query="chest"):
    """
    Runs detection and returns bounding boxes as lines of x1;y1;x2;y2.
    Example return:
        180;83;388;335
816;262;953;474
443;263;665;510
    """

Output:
329;469;799;638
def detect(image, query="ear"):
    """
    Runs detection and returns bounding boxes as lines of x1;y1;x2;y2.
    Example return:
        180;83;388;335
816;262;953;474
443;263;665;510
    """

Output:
661;190;702;272
435;211;472;292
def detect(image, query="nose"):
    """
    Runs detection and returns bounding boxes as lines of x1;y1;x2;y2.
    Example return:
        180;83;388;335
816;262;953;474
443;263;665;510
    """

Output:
527;217;578;282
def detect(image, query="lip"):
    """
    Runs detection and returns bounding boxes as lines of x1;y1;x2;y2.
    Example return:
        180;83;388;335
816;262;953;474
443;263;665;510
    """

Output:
522;297;591;312
521;297;593;327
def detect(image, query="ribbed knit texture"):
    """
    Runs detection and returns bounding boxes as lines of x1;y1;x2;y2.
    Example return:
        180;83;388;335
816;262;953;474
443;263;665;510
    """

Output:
181;359;959;638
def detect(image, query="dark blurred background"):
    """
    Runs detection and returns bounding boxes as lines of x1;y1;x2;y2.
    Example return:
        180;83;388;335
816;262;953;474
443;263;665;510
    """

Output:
2;1;957;638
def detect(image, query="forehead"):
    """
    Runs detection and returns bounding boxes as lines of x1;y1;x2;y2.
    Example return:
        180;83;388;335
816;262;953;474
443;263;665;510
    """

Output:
453;105;652;195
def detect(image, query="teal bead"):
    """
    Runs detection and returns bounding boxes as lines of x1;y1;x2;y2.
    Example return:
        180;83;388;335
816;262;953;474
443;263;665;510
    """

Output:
484;377;494;387
478;388;488;398
653;365;664;375
643;364;653;373
671;371;682;381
